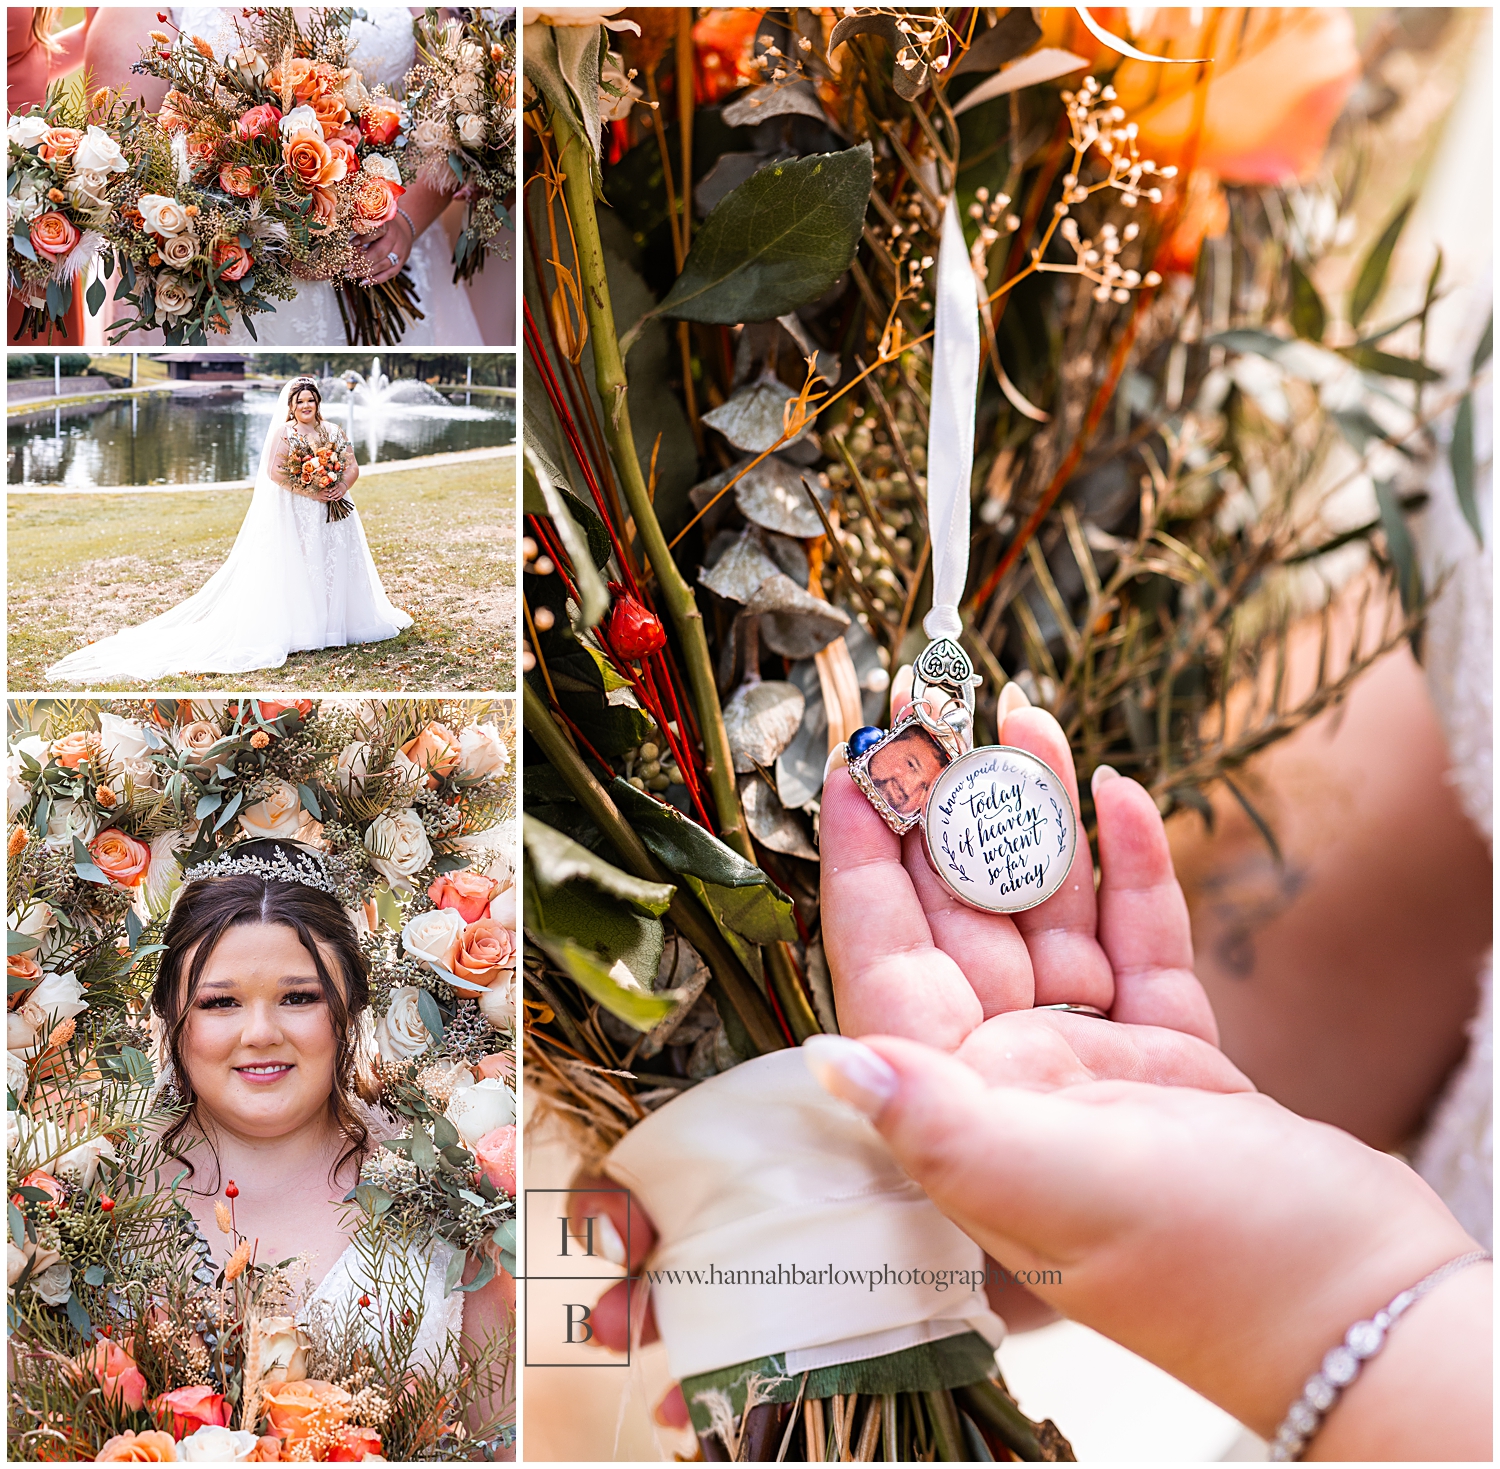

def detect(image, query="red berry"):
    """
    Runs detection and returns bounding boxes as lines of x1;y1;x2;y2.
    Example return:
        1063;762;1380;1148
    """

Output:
225;1181;239;1199
358;1294;371;1308
607;586;667;660
99;1196;115;1212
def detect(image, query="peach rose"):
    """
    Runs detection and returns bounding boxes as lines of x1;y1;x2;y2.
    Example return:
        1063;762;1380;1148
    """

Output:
76;1338;148;1412
401;722;460;778
30;210;82;259
261;1380;353;1454
453;918;515;989
50;730;99;770
185;126;222;168
39;126;82;163
271;58;351;132
326;137;359;176
89;828;151;888
13;1169;66;1207
474;1051;514;1084
350;172;403;228
176;720;220;766
359;98;404;146
152;1384;229;1438
219;164;256;197
255;700;313;723
246;1439;282;1462
474;1123;516;1196
238;779;302;841
427;868;500;924
325;1425;383;1462
9;952;43;988
284;133;346;189
159;90;194;133
234;103;282;141
211;238;252;282
96;1429;179;1461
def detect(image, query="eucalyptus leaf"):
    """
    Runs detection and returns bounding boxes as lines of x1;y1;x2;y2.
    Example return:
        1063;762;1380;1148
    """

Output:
455;1254;496;1294
415;988;446;1045
700;374;812;453
735;454;833;538
1288;257;1326;343
951;48;1089;114
7;931;40;957
951;8;1043;74
701;527;784;603
1451;393;1481;545
1374;478;1422;614
739;773;820;860
658;145;873;324
722;81;829;129
1349;199;1414;329
827;14;933;99
724;680;806;772
746;575;851;659
410;1128;437;1172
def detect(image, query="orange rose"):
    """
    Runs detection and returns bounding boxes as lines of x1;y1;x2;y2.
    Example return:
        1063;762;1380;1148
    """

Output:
75;1338;147;1412
270;57;351;131
358;98;403;146
474;1123;516;1196
38;126;82;163
152;1383;228;1438
211;237;252;282
30;210;82;258
474;1051;514;1084
185;125;222;169
326;136;359;176
247;1438;283;1462
309;184;339;231
428;869;501;924
159;90;194;134
9;952;43;988
284;133;346;189
50;730;99;769
692;8;764;104
452;918;515;989
255;700;313;723
401;721;460;777
89;829;151;889
13;1169;65;1207
262;1380;353;1454
95;1429;179;1461
350;172;403;229
325;1425;383;1461
219;164;256;197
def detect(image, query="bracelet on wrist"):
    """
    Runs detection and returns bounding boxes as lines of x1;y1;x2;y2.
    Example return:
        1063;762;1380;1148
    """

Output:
1269;1248;1491;1461
395;206;415;242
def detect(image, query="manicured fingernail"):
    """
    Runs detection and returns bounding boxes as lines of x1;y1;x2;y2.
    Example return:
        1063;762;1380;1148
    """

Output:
1091;763;1120;796
595;1211;626;1265
823;742;849;782
803;1034;898;1118
998;680;1031;718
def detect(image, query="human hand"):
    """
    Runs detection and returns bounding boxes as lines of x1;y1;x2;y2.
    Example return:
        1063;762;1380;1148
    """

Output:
358;214;413;284
822;680;1233;1091
805;1032;1489;1454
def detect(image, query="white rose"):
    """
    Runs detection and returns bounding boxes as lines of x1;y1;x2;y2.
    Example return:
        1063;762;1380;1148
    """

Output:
256;1315;312;1388
488;881;517;930
374;986;431;1064
411;118;453;151
28;971;88;1026
137;193;190;235
445;1076;515;1148
448;823;514;882
457;40;486;71
456;113;486;147
455;722;509;781
8;1011;38;1055
98;712;152;764
8;114;50;148
364;809;432;893
279;105;324;142
477;975;514;1032
10;901;56;944
7;757;30;818
7;1051;28;1101
54;1132;117;1190
159;231;198;268
73;125;128;174
335;741;374;796
453;71;484;107
361;152;402;184
239;778;303;841
354;699;388;732
228;45;268;81
153;272;195;320
32;1258;72;1305
111;755;158;799
402;907;465;973
178;1426;262;1462
8;175;43;221
12;734;48;764
42;799;97;853
66;169;111;209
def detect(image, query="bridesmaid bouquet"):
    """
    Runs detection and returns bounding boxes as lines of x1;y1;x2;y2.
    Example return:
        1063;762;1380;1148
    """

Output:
6;83;143;340
7;699;518;1461
119;8;421;345
284;429;356;523
404;8;517;283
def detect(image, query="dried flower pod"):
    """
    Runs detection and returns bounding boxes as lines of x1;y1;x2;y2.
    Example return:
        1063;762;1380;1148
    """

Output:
607;589;666;659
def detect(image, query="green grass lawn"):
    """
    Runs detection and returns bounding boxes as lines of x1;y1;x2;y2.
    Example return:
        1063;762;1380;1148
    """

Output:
8;456;516;693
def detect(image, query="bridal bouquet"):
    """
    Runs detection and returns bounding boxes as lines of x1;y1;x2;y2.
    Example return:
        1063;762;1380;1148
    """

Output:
404;8;518;284
283;430;356;523
7;698;518;1461
521;6;1483;1459
7;81;143;340
118;7;421;345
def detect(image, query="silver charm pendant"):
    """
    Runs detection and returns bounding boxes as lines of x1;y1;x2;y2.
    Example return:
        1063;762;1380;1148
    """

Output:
910;637;982;746
922;744;1078;914
847;701;964;835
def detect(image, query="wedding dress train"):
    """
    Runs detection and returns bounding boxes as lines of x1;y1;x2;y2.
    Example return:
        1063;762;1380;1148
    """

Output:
45;382;412;682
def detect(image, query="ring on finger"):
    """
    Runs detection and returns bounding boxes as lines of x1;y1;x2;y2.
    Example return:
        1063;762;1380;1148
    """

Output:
1035;1003;1110;1020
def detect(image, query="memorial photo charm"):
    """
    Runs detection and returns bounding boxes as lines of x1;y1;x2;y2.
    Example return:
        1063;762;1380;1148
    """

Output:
847;705;963;835
922;745;1078;914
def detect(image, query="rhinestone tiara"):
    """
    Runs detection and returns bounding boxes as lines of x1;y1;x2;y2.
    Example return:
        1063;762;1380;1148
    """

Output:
182;844;337;896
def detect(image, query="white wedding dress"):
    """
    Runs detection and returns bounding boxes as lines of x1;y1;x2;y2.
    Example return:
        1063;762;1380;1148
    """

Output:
45;381;412;682
122;6;481;347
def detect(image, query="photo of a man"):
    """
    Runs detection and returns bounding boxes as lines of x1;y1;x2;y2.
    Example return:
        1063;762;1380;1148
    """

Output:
866;722;950;818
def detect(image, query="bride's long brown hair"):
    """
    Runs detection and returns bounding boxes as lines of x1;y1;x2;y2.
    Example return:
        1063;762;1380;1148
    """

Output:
152;850;371;1190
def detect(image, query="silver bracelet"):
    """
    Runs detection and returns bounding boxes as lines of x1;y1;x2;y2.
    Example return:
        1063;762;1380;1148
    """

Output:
395;206;416;241
1269;1248;1491;1460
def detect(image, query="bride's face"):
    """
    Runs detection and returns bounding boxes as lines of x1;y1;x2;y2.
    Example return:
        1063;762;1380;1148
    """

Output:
178;922;342;1142
292;391;319;425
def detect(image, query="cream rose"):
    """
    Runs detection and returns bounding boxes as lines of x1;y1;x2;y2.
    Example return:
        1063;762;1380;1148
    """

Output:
364;809;432;893
137;193;191;236
278;104;325;142
239;779;303;841
8;114;50;148
453;71;484;108
67;169;111;209
411;118;453;151
455;722;509;781
456;113;485;146
73;125;128;174
42;799;98;853
489;882;517;930
10;901;56;946
361;153;402;184
228;45;268;81
153;272;195;320
159;231;199;268
8;1011;39;1055
27;1117;117;1189
457;40;486;70
445;1076;515;1149
32;1258;72;1306
256;1317;311;1388
7;1051;29;1100
374;985;432;1064
401;907;465;974
98;712;151;764
178;1426;261;1462
477;975;515;1031
27;971;88;1028
335;741;374;796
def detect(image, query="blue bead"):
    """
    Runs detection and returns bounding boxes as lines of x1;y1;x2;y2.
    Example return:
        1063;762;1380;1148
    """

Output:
848;725;885;757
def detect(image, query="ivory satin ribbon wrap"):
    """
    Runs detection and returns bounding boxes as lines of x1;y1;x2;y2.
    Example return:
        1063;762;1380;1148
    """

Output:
604;1049;1006;1382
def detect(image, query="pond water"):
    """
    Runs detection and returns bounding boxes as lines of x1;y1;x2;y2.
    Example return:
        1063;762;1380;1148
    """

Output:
7;385;515;488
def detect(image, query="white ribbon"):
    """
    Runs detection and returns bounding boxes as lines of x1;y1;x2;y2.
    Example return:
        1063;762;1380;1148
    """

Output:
922;196;982;642
604;1049;1005;1382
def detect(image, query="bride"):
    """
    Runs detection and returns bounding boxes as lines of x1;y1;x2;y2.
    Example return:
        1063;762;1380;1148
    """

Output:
153;836;510;1433
45;378;412;683
84;6;482;347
